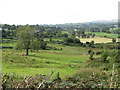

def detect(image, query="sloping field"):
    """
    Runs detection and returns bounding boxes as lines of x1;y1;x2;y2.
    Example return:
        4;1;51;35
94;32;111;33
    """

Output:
85;32;118;38
2;43;90;78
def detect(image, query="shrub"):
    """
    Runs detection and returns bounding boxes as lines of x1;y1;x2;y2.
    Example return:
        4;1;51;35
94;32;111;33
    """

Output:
86;42;90;44
66;68;102;81
101;51;109;63
96;51;102;55
74;38;81;43
40;41;47;50
89;52;94;60
53;72;61;82
88;49;92;54
65;38;74;43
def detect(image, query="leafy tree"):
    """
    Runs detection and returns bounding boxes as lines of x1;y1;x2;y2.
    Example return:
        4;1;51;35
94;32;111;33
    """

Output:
96;51;102;55
15;40;24;51
16;25;34;55
71;31;76;39
112;38;116;43
88;40;94;47
101;51;109;62
88;49;92;54
91;34;95;38
74;38;80;43
112;38;117;49
62;33;68;38
81;34;86;38
2;30;10;38
30;41;40;51
118;35;120;38
49;39;52;42
89;52;94;60
110;50;119;62
91;40;94;45
87;35;90;38
65;38;74;43
56;31;62;38
35;30;44;41
86;42;90;44
40;41;47;50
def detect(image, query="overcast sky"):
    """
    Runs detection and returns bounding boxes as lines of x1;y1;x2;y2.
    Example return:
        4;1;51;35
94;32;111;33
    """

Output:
0;0;119;25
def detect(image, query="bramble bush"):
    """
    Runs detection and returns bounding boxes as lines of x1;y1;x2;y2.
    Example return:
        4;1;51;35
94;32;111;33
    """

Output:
1;65;120;89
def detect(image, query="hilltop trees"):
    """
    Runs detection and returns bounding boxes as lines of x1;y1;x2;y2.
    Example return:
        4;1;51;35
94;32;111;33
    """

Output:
2;30;10;38
16;25;34;55
112;38;116;43
88;49;92;55
63;38;81;45
62;33;68;38
71;31;76;39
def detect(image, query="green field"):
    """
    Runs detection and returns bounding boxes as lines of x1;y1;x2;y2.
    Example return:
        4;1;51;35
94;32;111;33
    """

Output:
2;23;120;88
2;34;120;88
85;32;118;38
3;42;96;78
62;31;70;35
2;37;115;79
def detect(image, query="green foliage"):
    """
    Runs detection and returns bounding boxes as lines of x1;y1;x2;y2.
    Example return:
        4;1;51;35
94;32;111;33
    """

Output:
15;40;24;50
62;33;68;38
2;30;10;38
67;68;101;81
96;51;102;55
63;38;81;46
89;52;94;60
65;38;74;43
16;25;34;55
2;23;120;89
53;72;61;82
100;50;119;63
30;41;40;51
2;67;120;88
112;38;116;43
88;49;92;54
74;38;81;43
71;31;76;39
91;40;94;45
86;32;118;39
40;41;47;50
101;51;109;62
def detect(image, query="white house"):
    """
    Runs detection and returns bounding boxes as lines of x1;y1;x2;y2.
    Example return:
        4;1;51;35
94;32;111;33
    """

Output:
74;29;77;31
114;25;118;28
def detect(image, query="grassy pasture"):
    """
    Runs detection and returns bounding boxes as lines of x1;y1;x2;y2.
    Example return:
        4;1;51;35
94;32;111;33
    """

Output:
2;37;114;79
62;31;70;35
2;42;93;78
85;32;118;38
47;43;90;55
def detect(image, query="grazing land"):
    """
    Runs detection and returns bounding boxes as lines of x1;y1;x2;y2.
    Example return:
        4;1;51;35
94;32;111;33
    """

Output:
2;43;91;78
1;23;120;88
85;32;118;38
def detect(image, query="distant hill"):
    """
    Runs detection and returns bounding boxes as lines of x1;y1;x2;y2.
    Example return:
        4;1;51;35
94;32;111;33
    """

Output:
54;19;118;29
90;19;117;24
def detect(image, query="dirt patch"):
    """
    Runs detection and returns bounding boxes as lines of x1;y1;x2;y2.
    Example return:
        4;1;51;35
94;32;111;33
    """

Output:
78;37;113;44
